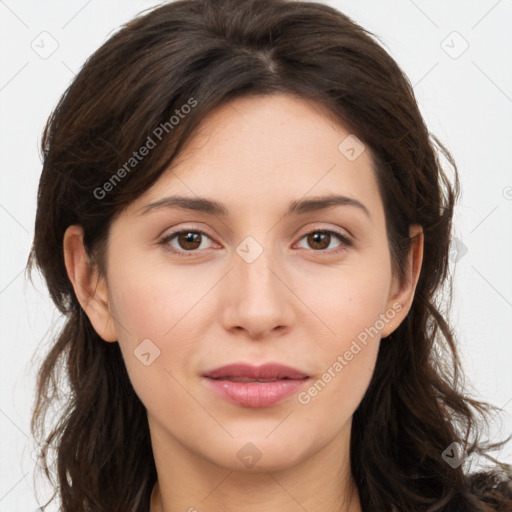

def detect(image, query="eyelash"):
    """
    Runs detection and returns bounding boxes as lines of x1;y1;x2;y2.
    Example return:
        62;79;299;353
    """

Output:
159;227;353;257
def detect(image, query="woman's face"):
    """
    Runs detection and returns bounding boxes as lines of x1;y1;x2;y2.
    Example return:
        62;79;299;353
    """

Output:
67;93;421;473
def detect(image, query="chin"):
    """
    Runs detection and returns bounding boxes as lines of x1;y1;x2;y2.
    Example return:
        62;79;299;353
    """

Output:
201;436;311;473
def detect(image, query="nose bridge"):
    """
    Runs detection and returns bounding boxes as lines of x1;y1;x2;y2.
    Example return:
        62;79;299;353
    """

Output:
235;233;281;305
222;232;292;337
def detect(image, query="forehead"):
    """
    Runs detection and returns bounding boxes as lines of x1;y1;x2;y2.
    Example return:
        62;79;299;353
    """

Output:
128;93;384;221
175;93;352;169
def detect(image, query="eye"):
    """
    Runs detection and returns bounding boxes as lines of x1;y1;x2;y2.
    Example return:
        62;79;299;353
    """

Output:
160;229;215;256
296;229;352;253
159;227;352;257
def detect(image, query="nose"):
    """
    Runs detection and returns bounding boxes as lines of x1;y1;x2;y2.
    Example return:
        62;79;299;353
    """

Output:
220;243;295;340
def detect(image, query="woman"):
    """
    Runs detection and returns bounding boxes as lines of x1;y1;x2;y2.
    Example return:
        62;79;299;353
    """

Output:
28;0;512;510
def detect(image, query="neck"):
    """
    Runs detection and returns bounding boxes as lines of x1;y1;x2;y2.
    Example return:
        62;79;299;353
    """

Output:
148;416;362;512
151;476;359;512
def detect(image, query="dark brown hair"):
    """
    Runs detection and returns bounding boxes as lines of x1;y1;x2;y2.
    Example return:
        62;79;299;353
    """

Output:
28;0;512;510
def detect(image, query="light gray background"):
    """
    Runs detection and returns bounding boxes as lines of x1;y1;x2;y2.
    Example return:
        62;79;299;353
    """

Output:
1;0;511;509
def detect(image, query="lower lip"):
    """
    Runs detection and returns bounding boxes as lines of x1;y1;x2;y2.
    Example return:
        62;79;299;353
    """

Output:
203;377;309;407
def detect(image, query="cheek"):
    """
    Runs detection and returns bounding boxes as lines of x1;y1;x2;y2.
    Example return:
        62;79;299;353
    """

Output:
296;255;392;341
108;251;210;343
292;259;391;404
295;282;386;428
106;257;216;409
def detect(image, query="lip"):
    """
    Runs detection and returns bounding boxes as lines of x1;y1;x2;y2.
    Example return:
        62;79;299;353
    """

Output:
202;363;310;408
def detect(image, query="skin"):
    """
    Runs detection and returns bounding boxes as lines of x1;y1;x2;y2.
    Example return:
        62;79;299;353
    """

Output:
63;93;423;512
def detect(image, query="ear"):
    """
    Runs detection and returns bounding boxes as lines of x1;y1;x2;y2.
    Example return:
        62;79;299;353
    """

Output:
381;224;424;338
63;225;118;342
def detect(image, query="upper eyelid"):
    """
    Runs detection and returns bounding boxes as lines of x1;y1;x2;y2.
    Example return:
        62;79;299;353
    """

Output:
161;225;352;250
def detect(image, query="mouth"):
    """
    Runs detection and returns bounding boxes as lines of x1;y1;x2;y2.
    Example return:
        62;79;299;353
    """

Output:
202;363;310;407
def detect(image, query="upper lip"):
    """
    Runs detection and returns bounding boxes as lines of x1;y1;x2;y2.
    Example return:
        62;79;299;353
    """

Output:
203;363;309;380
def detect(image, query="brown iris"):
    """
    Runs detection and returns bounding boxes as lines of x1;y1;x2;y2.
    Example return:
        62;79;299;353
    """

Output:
177;232;203;250
306;232;332;250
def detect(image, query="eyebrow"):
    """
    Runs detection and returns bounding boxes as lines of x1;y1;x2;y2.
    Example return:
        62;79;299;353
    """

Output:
138;194;370;219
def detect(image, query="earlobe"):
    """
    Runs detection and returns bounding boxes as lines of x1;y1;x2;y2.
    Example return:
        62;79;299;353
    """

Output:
381;225;424;338
63;225;118;342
